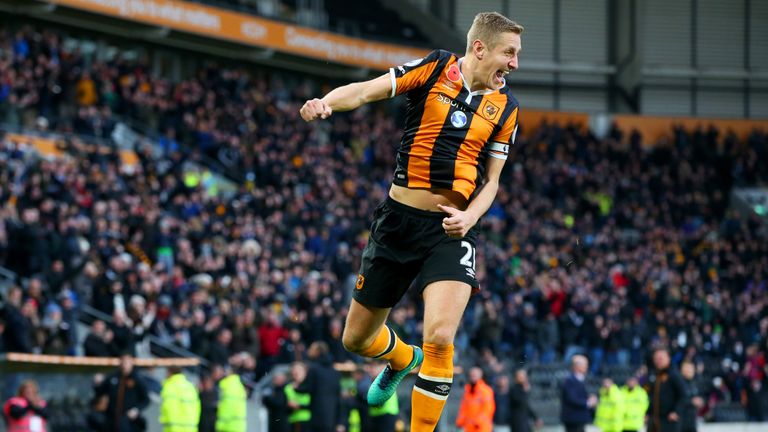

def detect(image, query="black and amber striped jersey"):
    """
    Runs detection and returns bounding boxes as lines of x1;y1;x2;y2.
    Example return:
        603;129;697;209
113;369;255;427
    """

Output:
388;49;519;199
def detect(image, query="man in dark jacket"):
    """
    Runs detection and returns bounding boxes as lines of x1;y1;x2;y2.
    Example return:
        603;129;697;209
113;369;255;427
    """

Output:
680;361;703;432
262;370;291;432
493;374;512;428
647;348;686;432
561;355;597;432
510;369;542;432
304;341;343;432
2;287;33;353
94;355;150;432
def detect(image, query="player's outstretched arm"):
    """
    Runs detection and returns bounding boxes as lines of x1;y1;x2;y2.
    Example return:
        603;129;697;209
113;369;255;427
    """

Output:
299;73;392;122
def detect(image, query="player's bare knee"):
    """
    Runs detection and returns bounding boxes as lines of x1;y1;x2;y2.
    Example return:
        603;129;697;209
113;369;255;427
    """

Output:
341;328;369;353
423;326;455;346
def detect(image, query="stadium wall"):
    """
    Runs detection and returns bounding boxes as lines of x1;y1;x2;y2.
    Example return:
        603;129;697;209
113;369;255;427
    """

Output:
447;0;768;118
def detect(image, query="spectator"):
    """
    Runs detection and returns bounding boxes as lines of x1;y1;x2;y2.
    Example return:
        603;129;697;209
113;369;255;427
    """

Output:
561;355;597;432
2;380;49;432
84;320;115;357
537;313;559;364
303;341;343;432
492;374;511;431
1;286;33;353
262;370;291;432
214;364;247;432
94;355;150;432
594;378;624;432
208;328;233;366
285;362;311;431
620;377;648;432
197;372;218;432
647;348;686;432
680;361;703;432
508;369;541;432
258;311;289;378
742;378;768;422
456;367;495;432
159;366;200;432
86;391;109;432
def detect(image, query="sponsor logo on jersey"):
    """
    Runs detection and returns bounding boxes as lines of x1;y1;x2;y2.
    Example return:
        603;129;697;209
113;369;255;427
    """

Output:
450;111;468;128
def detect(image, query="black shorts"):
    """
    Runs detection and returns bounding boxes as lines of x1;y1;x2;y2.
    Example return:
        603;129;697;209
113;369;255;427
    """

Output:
353;197;480;308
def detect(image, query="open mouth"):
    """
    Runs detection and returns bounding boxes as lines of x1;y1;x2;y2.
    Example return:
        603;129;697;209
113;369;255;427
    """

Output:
495;70;507;82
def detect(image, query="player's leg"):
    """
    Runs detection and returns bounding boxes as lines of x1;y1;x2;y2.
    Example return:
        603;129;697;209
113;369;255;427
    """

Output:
342;298;414;369
343;200;421;372
410;280;471;432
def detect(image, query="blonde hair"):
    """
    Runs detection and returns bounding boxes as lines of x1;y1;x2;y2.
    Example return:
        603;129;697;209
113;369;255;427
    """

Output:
466;12;524;54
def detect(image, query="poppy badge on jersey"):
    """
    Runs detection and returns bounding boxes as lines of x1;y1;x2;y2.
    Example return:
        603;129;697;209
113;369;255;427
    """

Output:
446;63;461;82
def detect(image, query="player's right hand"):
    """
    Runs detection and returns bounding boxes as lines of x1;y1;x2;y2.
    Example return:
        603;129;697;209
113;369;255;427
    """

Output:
300;98;333;121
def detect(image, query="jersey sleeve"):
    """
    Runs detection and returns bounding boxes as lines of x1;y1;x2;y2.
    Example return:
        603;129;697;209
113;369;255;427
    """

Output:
488;105;519;160
389;50;446;97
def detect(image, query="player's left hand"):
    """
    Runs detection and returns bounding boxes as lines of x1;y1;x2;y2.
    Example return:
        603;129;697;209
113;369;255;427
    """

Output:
437;204;477;238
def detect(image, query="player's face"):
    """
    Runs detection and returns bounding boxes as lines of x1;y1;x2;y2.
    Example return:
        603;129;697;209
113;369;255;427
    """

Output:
483;32;521;89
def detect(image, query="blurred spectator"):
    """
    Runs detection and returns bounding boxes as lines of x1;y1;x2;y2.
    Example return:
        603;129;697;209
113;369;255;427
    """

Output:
741;378;768;422
258;311;289;378
208;328;233;366
262;370;291;432
594;378;623;432
159;366;200;432
197;372;218;432
508;369;541;432
537;313;559;364
304;341;343;432
285;362;311;431
456;367;495;432
561;355;597;432
86;390;109;432
621;377;648;432
1;286;32;353
647;349;686;432
214;364;247;432
492;374;511;431
84;319;116;357
2;380;49;432
680;361;703;432
94;355;150;432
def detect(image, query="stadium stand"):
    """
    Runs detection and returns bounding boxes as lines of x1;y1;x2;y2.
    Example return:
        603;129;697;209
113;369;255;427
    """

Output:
186;0;430;46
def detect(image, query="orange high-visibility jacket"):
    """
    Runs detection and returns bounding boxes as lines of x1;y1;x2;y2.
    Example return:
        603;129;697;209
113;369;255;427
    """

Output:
456;379;495;432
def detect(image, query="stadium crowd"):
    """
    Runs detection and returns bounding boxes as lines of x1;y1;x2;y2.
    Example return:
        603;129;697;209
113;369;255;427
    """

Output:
1;24;768;430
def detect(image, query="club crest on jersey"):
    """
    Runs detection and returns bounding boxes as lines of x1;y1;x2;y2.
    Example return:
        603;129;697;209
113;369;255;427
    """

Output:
355;274;365;290
446;63;461;82
482;100;500;121
450;111;468;128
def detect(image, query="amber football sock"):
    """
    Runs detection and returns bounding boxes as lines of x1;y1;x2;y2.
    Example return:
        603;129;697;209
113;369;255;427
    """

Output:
410;343;454;432
358;325;414;370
